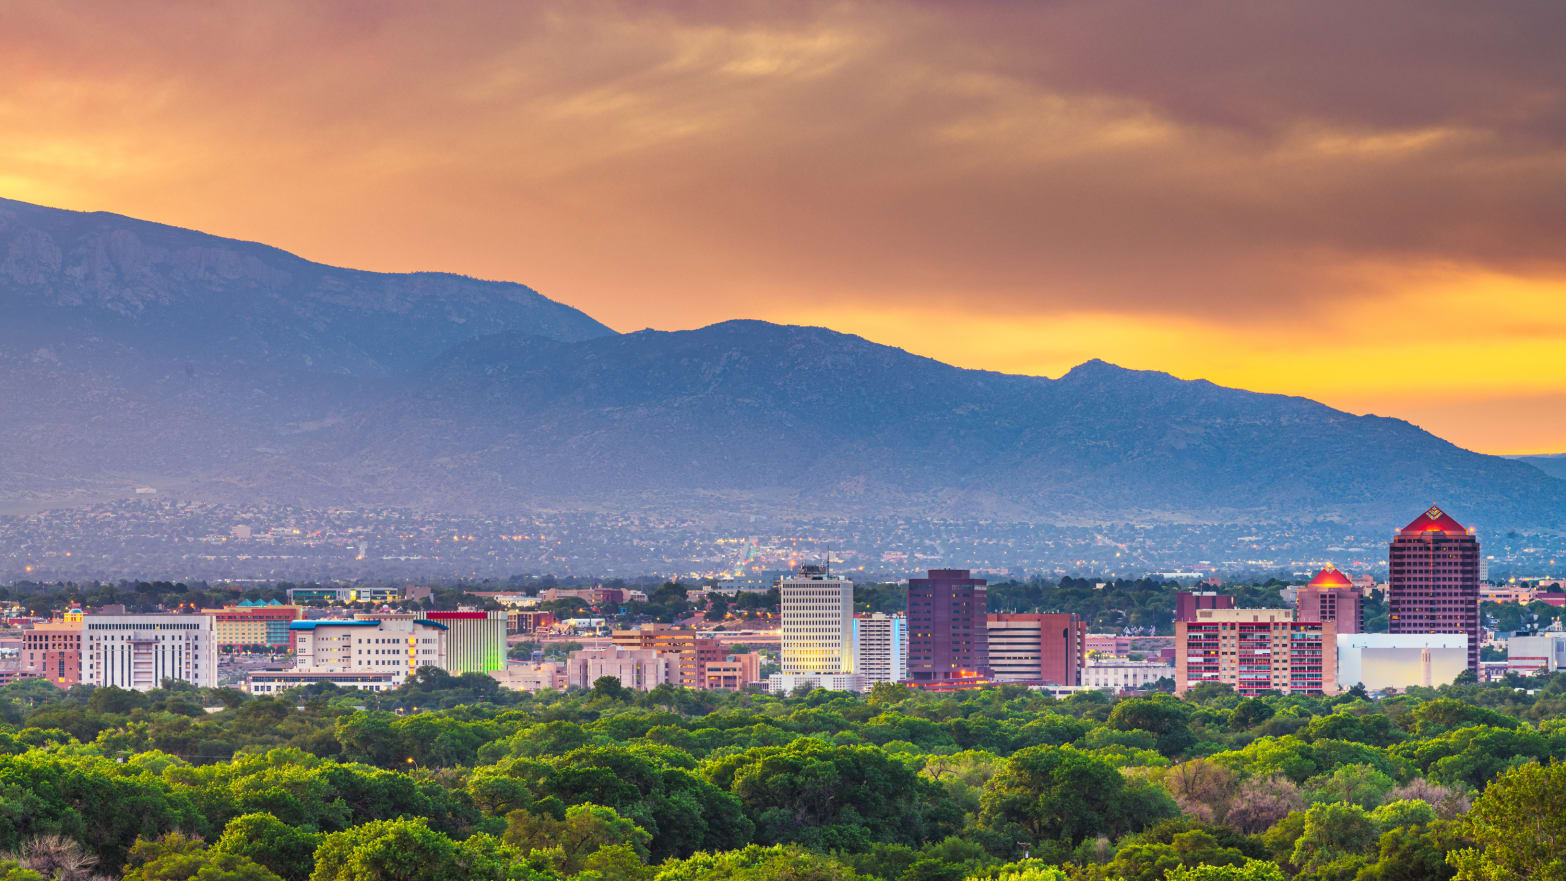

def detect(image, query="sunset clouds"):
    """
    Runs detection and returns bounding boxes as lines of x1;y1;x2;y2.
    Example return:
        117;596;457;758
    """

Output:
4;1;1565;452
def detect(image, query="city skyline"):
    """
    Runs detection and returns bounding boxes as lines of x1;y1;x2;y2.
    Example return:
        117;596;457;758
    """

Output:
5;2;1566;454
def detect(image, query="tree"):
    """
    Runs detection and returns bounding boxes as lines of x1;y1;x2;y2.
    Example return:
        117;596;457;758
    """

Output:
1448;761;1566;881
2;835;99;881
1161;862;1287;881
310;818;533;881
121;832;284;881
214;814;320;881
1224;776;1304;835
1290;802;1378;876
1107;697;1196;758
503;804;651;871
977;745;1174;853
653;845;864;881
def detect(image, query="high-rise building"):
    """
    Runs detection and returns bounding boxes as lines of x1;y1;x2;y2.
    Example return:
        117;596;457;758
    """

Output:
985;613;1087;685
81;615;218;690
1175;608;1337;697
907;569;990;686
853;613;908;686
290;618;447;685
424;611;509;673
22;619;81;688
1175;591;1235;622
1297;565;1363;634
778;565;854;676
1388;505;1481;671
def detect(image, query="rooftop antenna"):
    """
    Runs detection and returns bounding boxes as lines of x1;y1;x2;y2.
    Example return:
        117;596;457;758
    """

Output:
825;546;832;576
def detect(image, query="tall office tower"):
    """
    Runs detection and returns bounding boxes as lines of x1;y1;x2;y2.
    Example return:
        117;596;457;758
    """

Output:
81;615;218;690
907;569;990;684
424;611;509;673
986;613;1087;685
1175;591;1236;623
1388;505;1481;672
1175;608;1337;696
1297;565;1364;633
854;613;908;686
778;564;855;676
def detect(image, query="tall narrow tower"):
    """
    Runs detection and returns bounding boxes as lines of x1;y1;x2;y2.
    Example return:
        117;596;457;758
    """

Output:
1388;505;1481;671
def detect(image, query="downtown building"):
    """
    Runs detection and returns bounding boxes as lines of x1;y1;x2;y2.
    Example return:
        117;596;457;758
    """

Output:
907;569;991;689
1388;506;1481;671
770;564;861;693
22;617;82;688
1175;591;1235;622
853;613;908;687
1175;607;1337;697
985;613;1087;685
1297;565;1363;634
612;624;728;689
203;601;301;650
424;611;509;673
82;614;218;690
286;617;447;687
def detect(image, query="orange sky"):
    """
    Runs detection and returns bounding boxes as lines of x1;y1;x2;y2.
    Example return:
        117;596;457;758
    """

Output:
4;1;1566;454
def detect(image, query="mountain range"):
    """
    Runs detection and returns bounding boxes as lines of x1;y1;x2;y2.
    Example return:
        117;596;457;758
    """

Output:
2;196;1563;530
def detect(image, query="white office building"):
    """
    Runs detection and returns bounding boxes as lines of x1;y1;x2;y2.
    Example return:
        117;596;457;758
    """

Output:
290;618;446;687
853;613;907;687
771;565;857;694
1506;629;1566;676
1081;657;1175;692
82;615;217;690
1337;633;1468;692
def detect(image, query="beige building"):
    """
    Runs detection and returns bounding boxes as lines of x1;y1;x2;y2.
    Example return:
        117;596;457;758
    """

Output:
490;662;569;692
1175;607;1338;697
290;618;446;686
566;646;679;690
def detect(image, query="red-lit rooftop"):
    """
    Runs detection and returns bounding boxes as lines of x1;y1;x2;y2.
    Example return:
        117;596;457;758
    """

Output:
1307;564;1353;588
1398;505;1470;536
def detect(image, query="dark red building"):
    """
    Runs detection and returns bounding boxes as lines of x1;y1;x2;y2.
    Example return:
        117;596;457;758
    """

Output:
907;569;990;684
1175;591;1235;623
1389;505;1481;671
1297;565;1363;633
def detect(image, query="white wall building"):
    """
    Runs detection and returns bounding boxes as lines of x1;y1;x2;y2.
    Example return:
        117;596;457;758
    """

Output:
1337;633;1468;692
1080;657;1175;691
82;615;217;690
1506;630;1566;676
290;618;446;686
853;613;908;687
779;565;854;676
767;672;866;694
245;670;399;695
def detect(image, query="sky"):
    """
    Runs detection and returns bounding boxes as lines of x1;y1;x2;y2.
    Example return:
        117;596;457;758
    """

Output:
4;1;1566;455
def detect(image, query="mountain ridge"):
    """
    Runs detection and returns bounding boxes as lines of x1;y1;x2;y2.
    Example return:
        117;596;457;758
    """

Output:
1;197;1562;530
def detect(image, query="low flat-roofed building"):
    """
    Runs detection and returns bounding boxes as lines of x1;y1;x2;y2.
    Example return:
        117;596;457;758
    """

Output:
1081;657;1175;692
246;669;400;694
1506;629;1566;676
1337;633;1468;692
490;662;568;692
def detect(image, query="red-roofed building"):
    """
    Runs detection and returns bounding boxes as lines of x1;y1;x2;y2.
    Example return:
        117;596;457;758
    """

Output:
1298;565;1363;633
1389;506;1480;671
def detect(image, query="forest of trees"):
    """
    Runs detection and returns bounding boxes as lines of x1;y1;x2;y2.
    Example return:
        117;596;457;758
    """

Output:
0;670;1563;880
